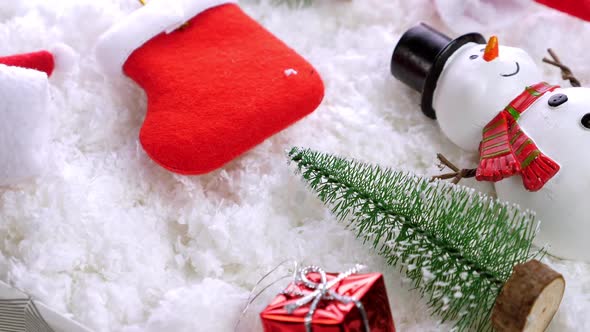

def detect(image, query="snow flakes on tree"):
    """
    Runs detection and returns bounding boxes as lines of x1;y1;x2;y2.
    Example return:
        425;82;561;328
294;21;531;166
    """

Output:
288;147;544;331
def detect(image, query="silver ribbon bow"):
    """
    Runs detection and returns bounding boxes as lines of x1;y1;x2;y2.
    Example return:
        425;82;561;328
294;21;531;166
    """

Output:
282;265;371;332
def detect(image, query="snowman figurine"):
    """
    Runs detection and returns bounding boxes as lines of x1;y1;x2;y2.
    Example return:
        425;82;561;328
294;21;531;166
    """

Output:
391;23;590;262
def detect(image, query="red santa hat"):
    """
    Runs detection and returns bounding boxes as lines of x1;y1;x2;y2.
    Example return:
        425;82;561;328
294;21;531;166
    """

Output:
0;43;75;78
0;45;75;185
0;50;54;76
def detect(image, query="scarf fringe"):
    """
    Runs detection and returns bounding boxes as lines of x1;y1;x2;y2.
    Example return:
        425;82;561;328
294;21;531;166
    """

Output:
520;153;560;192
476;154;520;182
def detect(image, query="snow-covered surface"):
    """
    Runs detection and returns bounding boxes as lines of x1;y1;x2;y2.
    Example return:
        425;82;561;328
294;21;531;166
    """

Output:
0;0;589;331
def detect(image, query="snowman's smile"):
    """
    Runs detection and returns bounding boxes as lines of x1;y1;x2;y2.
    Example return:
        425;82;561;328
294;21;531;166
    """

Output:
501;62;520;77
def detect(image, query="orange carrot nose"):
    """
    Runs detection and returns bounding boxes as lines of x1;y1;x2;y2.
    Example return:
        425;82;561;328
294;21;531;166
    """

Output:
483;36;499;62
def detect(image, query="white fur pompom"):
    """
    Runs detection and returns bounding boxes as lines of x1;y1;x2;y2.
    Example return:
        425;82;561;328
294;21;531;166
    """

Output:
50;43;78;74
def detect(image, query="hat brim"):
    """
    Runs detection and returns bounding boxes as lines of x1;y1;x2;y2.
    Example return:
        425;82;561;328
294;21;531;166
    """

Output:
421;32;486;119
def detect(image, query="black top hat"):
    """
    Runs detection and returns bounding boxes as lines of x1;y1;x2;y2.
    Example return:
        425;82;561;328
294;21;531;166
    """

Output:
391;23;485;119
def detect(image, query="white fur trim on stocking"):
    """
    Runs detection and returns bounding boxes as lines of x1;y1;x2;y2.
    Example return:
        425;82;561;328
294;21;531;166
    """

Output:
0;64;50;186
95;0;237;77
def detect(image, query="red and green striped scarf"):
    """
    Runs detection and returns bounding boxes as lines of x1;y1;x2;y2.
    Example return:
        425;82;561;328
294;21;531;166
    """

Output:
476;82;560;192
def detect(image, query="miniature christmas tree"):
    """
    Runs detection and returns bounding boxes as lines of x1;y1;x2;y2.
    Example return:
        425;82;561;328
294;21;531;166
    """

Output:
288;147;565;332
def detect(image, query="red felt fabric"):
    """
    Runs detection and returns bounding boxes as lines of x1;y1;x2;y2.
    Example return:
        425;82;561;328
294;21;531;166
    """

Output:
0;51;54;77
535;0;590;21
123;4;325;174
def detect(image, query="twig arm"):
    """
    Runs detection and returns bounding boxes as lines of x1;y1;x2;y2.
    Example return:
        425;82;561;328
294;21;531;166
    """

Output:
433;154;477;185
542;48;582;87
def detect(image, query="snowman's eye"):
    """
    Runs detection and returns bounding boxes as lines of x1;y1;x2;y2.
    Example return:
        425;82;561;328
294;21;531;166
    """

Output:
470;55;478;60
581;113;590;129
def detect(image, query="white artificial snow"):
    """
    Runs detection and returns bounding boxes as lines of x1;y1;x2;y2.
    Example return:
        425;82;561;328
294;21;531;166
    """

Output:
434;0;531;33
0;0;589;331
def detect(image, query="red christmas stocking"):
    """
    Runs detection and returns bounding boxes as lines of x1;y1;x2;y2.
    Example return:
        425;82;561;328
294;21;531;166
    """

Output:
96;1;325;175
535;0;590;21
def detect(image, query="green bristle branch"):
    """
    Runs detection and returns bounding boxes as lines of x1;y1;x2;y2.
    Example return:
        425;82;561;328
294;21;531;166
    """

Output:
288;147;544;331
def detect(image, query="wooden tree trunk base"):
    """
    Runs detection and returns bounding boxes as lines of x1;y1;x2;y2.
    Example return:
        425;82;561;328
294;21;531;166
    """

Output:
491;260;565;332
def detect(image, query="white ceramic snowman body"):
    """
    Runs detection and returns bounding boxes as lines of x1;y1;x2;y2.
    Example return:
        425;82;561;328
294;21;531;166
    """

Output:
432;41;590;262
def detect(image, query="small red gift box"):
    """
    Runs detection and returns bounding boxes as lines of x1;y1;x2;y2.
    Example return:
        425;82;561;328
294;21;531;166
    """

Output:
260;266;396;332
